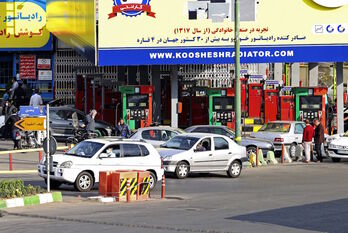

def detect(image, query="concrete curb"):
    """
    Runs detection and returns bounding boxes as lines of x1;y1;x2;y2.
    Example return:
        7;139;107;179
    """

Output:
0;192;62;209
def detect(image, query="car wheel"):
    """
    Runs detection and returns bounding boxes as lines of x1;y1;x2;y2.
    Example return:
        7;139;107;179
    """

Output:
175;161;189;179
227;160;242;178
332;157;341;163
45;179;62;189
246;146;257;158
74;172;94;192
148;171;157;190
289;143;297;159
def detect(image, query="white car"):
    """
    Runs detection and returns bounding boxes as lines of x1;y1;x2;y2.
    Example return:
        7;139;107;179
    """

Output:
38;138;164;192
130;126;185;148
158;133;247;179
328;133;348;162
250;121;306;158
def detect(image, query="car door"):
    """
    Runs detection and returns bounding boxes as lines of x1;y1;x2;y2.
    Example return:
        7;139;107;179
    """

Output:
212;136;231;170
294;123;305;143
190;137;217;172
49;109;69;137
120;143;144;170
97;144;122;172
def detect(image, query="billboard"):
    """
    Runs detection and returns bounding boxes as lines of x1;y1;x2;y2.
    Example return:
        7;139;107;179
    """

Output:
46;0;96;63
97;0;348;66
0;0;52;51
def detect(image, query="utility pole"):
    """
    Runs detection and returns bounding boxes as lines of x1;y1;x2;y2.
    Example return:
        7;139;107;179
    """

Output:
234;0;241;144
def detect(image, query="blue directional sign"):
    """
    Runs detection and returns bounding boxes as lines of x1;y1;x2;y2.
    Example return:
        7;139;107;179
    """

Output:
19;106;47;117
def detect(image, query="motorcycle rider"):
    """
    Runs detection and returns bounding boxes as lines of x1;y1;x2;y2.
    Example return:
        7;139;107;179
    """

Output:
82;109;97;138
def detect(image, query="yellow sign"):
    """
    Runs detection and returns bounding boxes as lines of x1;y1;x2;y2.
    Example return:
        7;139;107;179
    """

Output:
0;1;50;49
15;118;46;131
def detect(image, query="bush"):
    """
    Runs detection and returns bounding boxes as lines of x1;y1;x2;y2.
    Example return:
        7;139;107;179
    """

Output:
0;180;44;199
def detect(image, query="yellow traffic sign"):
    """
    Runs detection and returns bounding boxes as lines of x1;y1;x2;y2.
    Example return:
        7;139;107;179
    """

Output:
15;118;46;131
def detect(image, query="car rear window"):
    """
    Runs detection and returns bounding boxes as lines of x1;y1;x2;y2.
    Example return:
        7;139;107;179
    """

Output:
140;145;150;156
122;144;142;157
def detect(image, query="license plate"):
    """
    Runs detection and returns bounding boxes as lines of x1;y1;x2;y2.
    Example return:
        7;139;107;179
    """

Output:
337;150;348;154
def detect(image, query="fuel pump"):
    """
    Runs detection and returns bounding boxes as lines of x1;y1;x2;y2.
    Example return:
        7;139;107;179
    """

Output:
292;87;327;128
120;85;153;130
207;88;235;129
264;80;280;123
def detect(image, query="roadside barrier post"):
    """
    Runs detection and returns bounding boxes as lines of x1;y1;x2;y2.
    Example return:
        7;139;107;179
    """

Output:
161;175;166;199
9;153;13;171
281;144;285;164
256;146;259;167
126;179;131;203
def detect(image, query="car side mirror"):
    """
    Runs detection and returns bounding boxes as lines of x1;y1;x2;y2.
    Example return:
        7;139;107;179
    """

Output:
99;153;108;159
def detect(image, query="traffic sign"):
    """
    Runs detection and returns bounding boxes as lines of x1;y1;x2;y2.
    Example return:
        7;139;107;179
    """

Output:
19;106;46;117
15;118;46;131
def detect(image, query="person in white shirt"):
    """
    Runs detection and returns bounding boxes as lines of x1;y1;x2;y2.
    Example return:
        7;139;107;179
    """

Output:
29;88;43;107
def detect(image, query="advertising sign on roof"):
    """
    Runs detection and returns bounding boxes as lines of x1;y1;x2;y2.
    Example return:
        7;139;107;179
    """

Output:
0;0;52;51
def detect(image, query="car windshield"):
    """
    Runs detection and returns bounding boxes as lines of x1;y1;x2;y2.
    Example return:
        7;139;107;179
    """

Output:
162;136;199;150
65;141;104;158
259;123;291;133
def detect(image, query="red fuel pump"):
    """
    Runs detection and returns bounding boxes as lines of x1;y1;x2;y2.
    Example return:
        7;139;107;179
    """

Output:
248;83;263;118
264;89;279;123
280;95;295;121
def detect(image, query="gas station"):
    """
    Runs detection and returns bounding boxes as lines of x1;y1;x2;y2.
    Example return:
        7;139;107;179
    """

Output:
45;0;348;135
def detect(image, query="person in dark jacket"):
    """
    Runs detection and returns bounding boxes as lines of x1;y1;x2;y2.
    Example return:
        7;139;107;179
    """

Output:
7;108;21;149
83;109;97;135
117;118;131;138
13;82;26;108
314;118;325;163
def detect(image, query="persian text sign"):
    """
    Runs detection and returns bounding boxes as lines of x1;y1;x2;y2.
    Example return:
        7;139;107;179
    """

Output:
98;0;348;65
20;55;36;79
0;0;51;50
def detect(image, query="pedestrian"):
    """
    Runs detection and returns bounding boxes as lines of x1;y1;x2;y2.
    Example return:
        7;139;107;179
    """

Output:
29;88;43;107
117;118;131;138
313;118;325;163
9;77;18;99
83;109;97;135
2;100;15;122
1;88;9;107
7;108;21;149
13;81;25;108
302;119;315;163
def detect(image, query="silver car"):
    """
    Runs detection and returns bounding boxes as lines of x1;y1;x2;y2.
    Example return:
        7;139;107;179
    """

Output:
159;133;247;179
130;126;185;148
250;121;306;158
185;125;274;157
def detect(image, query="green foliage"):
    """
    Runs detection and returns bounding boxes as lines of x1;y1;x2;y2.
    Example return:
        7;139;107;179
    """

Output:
0;180;44;199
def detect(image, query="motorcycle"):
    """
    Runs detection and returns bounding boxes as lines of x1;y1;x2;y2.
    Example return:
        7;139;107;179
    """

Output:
19;131;42;149
65;112;98;145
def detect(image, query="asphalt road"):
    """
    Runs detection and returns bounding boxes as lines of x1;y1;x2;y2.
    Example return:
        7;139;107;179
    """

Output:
1;162;348;233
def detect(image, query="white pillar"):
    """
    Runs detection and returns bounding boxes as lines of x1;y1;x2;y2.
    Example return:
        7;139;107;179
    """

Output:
171;65;178;128
308;63;319;87
258;63;268;77
336;62;344;134
274;63;283;84
291;63;300;87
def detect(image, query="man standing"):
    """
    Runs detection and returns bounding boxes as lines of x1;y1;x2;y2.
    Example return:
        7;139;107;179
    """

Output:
9;77;18;99
84;109;97;135
117;118;131;138
314;119;325;163
302;119;315;163
29;88;43;107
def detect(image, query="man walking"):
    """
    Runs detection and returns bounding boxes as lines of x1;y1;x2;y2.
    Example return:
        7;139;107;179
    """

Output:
314;119;325;163
117;118;131;138
302;119;315;163
29;88;43;107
